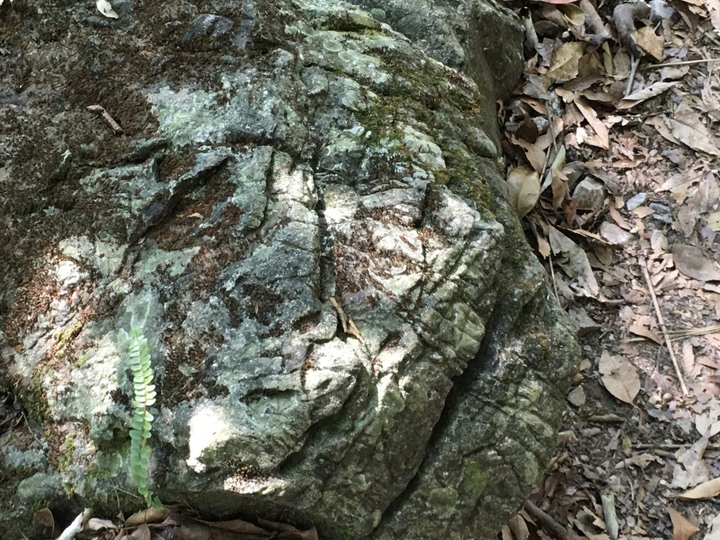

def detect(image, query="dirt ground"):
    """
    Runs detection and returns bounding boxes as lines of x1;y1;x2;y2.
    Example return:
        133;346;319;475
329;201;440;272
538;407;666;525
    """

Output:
500;1;720;538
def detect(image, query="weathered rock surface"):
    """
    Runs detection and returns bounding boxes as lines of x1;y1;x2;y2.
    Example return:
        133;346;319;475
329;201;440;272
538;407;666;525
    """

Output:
0;0;578;538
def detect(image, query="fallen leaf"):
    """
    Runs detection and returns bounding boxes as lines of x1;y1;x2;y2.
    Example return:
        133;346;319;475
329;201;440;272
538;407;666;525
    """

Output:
126;506;171;526
129;524;151;540
548;42;585;81
673;244;720;282
673;432;711;489
668;507;700;540
618;82;680;110
665;116;720;156
575;97;610;149
632;26;664;60
696;398;720;437
548;226;600;297
34;508;54;529
508;513;530;540
706;0;720;34
628;321;663;344
507;166;541;218
679;477;720;499
598;350;640;404
86;517;118;531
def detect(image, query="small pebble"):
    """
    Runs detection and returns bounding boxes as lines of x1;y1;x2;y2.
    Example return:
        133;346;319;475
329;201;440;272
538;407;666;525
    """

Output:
626;192;647;210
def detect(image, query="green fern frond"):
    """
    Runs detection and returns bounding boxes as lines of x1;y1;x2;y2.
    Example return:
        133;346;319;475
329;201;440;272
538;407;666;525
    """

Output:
127;327;161;508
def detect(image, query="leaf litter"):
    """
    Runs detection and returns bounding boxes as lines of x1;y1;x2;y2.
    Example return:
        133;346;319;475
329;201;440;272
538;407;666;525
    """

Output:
501;0;720;537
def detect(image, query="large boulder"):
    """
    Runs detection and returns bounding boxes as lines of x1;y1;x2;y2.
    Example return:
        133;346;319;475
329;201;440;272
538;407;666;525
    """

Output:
0;0;578;538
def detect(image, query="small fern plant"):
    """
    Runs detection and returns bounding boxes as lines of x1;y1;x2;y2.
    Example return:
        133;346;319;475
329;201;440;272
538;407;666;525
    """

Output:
127;327;161;508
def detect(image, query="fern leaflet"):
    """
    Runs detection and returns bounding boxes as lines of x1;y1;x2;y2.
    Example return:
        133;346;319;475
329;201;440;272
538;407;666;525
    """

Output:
127;327;160;508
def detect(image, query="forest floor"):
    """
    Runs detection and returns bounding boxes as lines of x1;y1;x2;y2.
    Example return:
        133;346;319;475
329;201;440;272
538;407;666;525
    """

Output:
501;1;720;539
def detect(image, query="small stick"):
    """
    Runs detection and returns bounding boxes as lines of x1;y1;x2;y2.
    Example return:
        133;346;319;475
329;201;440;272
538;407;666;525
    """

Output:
624;56;641;97
524;500;569;539
641;257;689;396
649;58;720;68
87;104;123;134
633;442;720;450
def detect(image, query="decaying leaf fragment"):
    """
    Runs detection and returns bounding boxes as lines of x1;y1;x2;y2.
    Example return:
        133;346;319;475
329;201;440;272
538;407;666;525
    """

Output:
598;350;640;404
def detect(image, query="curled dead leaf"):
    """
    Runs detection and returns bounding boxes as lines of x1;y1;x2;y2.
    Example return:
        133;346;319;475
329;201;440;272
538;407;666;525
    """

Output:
507;166;541;218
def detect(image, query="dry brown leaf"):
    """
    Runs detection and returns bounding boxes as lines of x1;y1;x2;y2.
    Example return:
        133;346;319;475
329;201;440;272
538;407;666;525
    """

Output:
608;204;631;230
673;431;711;489
508;513;530;540
645;115;681;144
507;166;541;218
664;116;720;156
673;244;720;281
548;42;585;80
632;26;664;60
575;97;610;149
618;82;680;109
548;226;600;297
679;477;720;499
34;508;54;529
668;507;700;540
628;321;663;344
551;169;569;208
598;350;640;404
512;136;548;173
126;506;171;526
696;397;720;437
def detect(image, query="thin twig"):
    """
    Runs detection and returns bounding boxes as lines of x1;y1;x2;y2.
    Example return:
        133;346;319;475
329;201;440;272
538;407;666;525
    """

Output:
641;257;689;396
624;56;641;97
649;58;720;68
87;104;124;134
633;442;720;451
524;500;569;539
